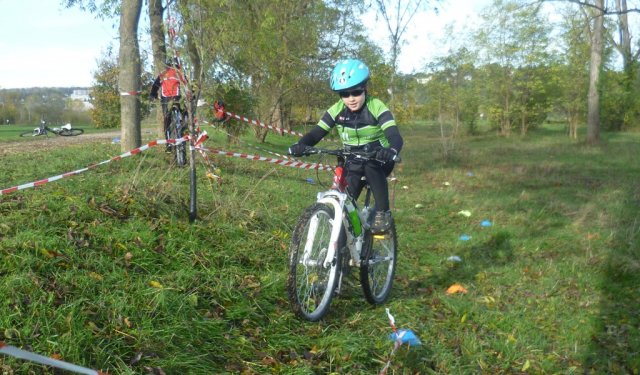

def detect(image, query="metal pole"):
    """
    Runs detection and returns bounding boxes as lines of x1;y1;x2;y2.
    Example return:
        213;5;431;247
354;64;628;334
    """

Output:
188;93;198;222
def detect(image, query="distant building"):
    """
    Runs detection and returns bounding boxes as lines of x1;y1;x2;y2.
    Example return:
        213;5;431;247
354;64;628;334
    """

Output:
69;89;93;110
70;89;91;102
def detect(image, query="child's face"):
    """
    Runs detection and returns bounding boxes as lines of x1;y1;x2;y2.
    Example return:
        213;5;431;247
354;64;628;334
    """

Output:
340;89;366;111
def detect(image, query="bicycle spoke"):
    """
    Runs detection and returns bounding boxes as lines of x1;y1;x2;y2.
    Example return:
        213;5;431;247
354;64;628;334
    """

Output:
360;224;397;305
288;203;340;321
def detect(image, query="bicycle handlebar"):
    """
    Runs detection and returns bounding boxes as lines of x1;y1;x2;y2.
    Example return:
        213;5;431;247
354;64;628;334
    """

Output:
300;147;401;163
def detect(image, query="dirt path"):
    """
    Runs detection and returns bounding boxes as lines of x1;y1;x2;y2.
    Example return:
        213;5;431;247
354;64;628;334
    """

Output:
1;130;136;156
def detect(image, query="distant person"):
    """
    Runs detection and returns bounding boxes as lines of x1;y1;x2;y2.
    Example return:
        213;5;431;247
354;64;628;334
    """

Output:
150;58;188;150
289;58;403;234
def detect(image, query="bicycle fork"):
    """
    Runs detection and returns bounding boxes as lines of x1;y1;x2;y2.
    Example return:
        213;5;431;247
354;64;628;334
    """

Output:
302;193;345;269
307;191;366;294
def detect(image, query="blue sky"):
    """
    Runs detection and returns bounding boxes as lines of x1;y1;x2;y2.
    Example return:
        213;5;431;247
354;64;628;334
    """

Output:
1;0;118;89
1;0;488;89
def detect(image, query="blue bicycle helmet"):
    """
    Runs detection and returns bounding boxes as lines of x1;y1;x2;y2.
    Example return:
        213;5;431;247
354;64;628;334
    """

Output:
330;59;370;92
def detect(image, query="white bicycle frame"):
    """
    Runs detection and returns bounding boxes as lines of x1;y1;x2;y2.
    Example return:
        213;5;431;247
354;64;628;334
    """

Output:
302;189;365;269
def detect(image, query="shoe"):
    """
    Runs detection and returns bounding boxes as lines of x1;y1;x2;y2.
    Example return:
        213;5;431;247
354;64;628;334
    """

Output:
165;145;173;153
371;210;392;234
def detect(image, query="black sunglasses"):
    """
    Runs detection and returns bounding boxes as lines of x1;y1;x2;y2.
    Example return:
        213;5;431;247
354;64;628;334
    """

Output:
339;89;365;98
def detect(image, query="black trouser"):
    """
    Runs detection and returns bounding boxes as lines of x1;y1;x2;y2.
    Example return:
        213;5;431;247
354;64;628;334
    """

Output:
345;159;395;212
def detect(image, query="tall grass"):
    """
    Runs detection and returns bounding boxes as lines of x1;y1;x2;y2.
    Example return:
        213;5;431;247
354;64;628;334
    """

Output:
0;122;639;374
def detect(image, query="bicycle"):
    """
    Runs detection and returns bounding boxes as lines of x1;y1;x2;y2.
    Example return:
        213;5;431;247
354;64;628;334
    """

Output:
286;147;399;321
164;100;188;167
20;120;84;137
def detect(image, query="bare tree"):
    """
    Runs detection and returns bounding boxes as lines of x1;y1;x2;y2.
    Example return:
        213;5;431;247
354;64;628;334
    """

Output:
556;0;640;143
118;0;143;151
585;0;605;144
149;0;169;138
610;0;640;130
371;0;434;109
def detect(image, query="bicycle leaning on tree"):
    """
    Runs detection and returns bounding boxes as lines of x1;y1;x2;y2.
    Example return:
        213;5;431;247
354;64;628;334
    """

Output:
286;147;399;321
20;120;84;137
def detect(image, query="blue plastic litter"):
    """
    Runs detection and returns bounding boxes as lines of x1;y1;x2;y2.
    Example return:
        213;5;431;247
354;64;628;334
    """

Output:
305;178;315;184
466;171;474;177
459;234;471;241
388;329;422;346
111;137;120;144
481;220;492;227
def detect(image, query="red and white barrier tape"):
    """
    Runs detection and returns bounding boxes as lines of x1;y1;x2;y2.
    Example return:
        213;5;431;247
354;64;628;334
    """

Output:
224;111;304;138
1;133;331;195
201;120;294;160
0;137;189;196
197;145;333;171
0;342;106;375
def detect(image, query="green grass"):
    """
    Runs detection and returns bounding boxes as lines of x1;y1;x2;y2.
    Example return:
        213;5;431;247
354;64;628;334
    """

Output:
1;122;639;374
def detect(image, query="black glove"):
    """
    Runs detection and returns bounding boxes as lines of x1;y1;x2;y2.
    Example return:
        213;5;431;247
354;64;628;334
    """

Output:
289;143;308;157
376;147;398;162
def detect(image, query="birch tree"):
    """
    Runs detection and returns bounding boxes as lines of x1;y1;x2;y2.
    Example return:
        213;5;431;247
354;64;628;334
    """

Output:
118;0;143;151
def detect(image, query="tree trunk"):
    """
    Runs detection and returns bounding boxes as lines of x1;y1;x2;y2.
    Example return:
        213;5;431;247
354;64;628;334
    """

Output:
149;0;167;139
118;0;143;151
586;0;604;145
615;0;635;130
503;91;511;136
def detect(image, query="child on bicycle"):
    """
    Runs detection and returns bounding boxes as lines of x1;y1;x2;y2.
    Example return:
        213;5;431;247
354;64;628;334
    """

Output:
150;58;188;151
289;58;403;234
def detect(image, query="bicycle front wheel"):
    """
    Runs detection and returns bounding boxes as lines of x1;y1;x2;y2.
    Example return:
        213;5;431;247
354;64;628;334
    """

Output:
20;131;42;137
360;221;398;305
287;203;341;321
58;128;84;136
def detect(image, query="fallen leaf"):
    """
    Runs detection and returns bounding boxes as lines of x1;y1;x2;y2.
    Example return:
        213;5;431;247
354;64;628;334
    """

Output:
446;283;468;295
148;280;163;289
457;210;471;217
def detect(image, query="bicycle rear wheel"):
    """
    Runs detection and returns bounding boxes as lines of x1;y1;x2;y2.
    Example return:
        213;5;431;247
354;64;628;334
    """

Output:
360;220;397;305
58;128;84;136
287;203;342;321
168;111;187;167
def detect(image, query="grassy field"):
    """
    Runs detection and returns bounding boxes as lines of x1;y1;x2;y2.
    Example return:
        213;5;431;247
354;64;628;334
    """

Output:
0;121;639;374
0;123;153;141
